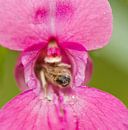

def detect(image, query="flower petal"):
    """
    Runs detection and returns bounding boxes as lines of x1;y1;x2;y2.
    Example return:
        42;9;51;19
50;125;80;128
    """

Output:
0;87;128;130
0;0;112;51
84;57;93;84
54;0;113;50
15;44;45;91
0;0;50;50
61;42;91;87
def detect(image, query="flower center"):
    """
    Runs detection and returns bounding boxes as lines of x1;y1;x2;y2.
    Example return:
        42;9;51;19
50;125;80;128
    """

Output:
35;39;72;99
44;40;62;63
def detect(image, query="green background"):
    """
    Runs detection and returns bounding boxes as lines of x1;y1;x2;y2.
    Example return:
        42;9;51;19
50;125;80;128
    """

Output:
0;0;128;107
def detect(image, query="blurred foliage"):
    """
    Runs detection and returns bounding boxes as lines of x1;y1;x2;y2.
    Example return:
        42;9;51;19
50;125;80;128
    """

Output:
0;0;128;107
0;48;20;107
89;0;128;106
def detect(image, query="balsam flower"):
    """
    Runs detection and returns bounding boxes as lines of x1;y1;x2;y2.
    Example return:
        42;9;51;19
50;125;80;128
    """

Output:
0;0;128;130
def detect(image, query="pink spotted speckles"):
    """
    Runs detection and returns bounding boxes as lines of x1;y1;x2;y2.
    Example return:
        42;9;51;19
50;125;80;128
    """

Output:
56;0;74;19
47;47;61;57
34;7;48;24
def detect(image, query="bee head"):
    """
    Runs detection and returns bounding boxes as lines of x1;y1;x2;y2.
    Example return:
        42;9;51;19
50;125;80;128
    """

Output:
55;75;71;87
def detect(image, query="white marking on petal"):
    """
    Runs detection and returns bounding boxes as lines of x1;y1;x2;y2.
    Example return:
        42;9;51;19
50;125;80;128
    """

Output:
49;0;56;35
44;56;62;63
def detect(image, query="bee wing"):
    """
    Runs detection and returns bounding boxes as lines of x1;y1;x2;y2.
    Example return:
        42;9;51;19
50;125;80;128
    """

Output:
57;63;71;68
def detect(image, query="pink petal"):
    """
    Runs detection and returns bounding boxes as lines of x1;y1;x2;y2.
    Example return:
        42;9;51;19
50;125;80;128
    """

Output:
15;44;45;91
0;87;128;130
55;0;113;50
84;57;93;84
0;0;112;51
61;42;91;87
0;0;50;50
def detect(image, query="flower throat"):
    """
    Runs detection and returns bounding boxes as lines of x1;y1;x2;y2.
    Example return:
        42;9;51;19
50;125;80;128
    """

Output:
35;39;72;97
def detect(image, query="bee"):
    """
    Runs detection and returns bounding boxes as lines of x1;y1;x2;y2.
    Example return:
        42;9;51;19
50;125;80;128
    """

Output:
36;39;72;99
39;62;71;99
42;63;71;88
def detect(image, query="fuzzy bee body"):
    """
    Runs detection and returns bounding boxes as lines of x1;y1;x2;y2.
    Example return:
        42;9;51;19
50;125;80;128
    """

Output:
42;63;71;88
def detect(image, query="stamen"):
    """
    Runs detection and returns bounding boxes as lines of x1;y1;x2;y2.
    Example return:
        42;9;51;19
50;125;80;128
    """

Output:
44;40;62;63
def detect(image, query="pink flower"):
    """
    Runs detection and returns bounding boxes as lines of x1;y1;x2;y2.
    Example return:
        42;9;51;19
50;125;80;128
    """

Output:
0;0;128;130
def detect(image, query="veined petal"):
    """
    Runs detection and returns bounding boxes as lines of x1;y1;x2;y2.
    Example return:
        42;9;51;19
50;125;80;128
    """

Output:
0;87;128;130
15;44;45;91
0;0;50;50
61;42;92;87
0;0;112;51
55;0;113;50
84;57;93;84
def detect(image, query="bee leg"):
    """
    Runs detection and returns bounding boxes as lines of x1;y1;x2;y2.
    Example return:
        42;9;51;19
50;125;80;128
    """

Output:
40;70;51;101
40;70;47;96
57;63;71;68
